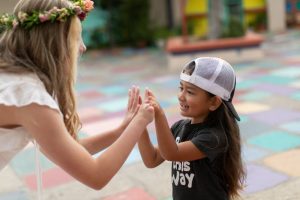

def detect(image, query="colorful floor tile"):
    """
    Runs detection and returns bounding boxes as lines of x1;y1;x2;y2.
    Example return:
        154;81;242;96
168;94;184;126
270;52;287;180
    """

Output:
247;131;300;152
248;108;300;125
244;164;289;194
243;145;271;162
235;102;270;114
264;149;300;177
279;121;300;134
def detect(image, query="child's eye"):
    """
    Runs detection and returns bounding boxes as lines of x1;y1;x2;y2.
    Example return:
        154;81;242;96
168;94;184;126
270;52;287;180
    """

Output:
187;90;194;95
178;86;183;91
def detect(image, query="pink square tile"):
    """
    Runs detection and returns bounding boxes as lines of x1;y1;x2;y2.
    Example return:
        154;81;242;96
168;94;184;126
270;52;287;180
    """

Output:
24;167;74;190
81;117;123;136
79;90;104;99
103;188;155;200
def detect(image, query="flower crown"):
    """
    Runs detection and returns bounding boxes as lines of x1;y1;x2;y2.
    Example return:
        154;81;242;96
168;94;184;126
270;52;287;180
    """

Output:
0;0;94;30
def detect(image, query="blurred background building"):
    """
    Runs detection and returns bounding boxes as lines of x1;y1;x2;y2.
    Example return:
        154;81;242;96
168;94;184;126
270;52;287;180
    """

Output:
1;0;300;48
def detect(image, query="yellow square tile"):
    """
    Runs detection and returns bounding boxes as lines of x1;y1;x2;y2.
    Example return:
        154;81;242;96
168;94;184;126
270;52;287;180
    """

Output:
235;102;271;114
264;149;300;177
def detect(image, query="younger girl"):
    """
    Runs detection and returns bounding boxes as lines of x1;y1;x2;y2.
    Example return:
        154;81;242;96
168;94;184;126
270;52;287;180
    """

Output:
0;0;154;193
138;57;245;200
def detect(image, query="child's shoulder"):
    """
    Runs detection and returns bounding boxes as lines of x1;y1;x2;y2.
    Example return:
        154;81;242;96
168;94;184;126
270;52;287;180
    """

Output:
171;119;189;130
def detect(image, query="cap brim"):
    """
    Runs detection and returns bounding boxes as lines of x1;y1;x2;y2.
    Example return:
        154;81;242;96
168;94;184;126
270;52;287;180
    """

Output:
223;101;240;121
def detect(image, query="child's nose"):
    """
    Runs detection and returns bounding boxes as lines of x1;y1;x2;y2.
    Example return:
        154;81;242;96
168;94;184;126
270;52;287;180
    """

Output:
178;91;185;101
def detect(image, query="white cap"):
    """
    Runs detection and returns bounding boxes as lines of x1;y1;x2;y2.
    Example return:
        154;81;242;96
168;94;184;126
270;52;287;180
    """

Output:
180;57;240;121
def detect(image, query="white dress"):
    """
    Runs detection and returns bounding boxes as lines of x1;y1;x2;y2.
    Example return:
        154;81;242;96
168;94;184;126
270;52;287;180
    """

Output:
0;72;60;171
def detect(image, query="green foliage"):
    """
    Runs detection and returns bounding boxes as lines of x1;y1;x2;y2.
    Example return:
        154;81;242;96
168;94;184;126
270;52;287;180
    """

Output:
248;12;267;31
222;16;245;38
99;0;153;47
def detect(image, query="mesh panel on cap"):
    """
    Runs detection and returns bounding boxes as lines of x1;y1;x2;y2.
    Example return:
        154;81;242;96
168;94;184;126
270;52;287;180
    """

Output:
214;62;234;92
195;58;219;80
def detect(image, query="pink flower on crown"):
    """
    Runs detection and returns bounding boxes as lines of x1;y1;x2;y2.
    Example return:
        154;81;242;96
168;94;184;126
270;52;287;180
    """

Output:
83;0;94;12
39;13;50;22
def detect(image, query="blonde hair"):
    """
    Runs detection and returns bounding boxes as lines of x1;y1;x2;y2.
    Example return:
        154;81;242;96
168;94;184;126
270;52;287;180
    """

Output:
0;0;81;139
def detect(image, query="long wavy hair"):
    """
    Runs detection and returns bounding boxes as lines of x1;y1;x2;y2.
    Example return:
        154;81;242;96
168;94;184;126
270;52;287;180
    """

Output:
206;99;246;200
0;0;81;139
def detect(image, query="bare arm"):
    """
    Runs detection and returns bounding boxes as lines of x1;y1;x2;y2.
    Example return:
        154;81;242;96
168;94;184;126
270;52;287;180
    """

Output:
17;101;153;190
79;86;141;155
146;89;206;162
137;129;164;168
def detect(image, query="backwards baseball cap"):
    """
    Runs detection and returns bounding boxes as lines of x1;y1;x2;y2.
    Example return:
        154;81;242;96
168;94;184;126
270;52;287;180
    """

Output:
180;57;240;121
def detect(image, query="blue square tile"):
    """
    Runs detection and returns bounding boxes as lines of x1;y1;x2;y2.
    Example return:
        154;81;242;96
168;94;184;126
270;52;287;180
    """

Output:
248;131;300;152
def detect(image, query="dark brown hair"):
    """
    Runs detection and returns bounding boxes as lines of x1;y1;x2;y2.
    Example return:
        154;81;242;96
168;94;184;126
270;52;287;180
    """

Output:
206;100;245;199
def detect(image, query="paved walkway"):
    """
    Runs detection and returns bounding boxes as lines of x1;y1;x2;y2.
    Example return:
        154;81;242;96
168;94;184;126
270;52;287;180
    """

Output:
1;30;300;200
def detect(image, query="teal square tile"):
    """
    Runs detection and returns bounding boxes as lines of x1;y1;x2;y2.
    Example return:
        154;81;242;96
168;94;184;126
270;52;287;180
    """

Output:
280;121;300;134
248;131;300;152
238;115;249;123
236;80;258;90
75;83;96;92
291;92;300;100
10;148;54;176
240;91;271;101
97;97;128;112
98;86;128;96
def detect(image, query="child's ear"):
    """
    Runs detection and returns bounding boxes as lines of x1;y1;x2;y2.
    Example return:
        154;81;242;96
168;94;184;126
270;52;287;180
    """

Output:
209;96;222;111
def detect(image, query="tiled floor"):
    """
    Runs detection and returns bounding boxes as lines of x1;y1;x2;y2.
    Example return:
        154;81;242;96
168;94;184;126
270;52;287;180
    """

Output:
1;30;300;199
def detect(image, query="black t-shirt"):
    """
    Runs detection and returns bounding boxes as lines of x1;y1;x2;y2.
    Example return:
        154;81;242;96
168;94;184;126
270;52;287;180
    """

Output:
171;119;229;200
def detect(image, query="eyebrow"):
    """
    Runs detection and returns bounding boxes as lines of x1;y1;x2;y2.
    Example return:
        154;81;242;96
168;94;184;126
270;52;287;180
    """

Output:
180;81;197;90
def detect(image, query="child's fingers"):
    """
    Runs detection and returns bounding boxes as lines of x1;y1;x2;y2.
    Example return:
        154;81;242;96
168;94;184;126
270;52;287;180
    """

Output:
147;89;155;97
132;86;140;110
127;88;133;111
144;87;150;100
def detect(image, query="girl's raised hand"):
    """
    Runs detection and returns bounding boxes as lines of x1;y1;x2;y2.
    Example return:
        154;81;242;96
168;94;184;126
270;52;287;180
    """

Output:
121;86;141;128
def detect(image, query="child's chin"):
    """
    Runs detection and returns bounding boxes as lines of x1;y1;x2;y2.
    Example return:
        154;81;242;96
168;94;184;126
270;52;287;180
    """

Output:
180;111;189;117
